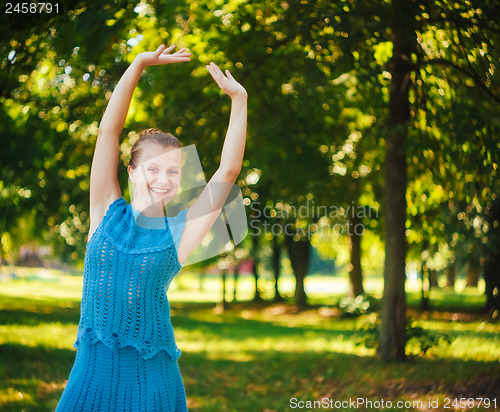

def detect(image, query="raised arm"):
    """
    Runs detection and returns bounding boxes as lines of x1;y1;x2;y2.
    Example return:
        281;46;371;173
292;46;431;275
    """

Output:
88;45;191;241
206;62;248;180
176;63;247;264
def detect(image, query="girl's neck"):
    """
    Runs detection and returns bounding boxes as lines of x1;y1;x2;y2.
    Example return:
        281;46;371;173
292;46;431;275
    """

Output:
131;199;165;218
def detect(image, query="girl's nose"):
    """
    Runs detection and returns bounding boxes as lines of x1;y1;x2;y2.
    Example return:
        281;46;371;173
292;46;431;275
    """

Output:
156;171;170;185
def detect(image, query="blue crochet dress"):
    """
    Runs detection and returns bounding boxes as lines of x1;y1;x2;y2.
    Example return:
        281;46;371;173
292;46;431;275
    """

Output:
55;197;189;412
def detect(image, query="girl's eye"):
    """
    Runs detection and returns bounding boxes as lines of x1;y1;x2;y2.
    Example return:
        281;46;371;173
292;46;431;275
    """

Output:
168;170;179;174
148;168;157;172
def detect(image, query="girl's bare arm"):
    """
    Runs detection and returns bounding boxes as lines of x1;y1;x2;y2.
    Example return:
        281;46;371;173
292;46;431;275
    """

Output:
88;45;191;241
177;63;247;264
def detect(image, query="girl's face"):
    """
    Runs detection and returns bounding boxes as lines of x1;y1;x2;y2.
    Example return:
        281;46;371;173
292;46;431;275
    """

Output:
128;143;182;211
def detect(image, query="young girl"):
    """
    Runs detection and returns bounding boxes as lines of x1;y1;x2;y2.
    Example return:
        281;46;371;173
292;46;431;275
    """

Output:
55;44;247;411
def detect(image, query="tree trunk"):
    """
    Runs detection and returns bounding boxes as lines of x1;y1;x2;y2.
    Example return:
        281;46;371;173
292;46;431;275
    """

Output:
446;263;456;289
465;262;480;287
420;262;429;311
284;233;310;308
233;263;239;302
484;196;500;313
378;0;416;362
420;241;430;310
429;269;439;288
272;235;285;302
199;272;205;291
484;253;500;313
251;234;262;302
348;212;364;297
217;267;228;312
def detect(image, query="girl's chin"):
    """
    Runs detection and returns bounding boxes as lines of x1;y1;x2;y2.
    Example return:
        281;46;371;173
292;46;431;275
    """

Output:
149;190;177;203
151;192;168;198
135;193;166;205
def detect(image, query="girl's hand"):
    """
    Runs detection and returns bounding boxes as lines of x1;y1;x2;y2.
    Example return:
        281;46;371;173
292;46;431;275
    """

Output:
206;62;247;99
136;45;191;68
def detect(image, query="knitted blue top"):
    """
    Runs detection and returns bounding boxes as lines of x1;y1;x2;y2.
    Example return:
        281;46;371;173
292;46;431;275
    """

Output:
73;197;188;361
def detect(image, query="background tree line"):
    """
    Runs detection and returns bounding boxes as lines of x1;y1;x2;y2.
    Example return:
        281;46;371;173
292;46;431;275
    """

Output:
0;0;499;361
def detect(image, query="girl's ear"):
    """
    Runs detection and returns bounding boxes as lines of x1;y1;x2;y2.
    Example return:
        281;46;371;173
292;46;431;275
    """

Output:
128;165;135;183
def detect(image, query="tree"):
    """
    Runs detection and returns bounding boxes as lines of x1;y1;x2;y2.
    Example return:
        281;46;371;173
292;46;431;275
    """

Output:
413;0;500;313
377;0;417;362
379;0;500;359
0;0;136;261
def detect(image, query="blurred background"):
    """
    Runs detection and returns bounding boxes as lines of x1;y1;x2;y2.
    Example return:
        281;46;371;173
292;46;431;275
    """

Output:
1;0;499;411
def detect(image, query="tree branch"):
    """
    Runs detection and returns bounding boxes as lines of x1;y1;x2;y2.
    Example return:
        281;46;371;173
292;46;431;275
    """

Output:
422;58;500;105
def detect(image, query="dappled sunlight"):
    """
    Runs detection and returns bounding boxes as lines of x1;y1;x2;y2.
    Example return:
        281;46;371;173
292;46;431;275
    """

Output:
0;323;77;349
0;385;33;409
0;273;499;411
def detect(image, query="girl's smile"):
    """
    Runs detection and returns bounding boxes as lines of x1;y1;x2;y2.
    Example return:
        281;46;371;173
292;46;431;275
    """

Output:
128;144;183;213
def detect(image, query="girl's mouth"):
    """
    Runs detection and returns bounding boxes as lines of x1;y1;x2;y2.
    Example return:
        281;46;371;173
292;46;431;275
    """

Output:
150;187;170;194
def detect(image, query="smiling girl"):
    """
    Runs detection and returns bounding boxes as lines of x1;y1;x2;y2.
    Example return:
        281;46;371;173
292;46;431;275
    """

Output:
55;44;247;411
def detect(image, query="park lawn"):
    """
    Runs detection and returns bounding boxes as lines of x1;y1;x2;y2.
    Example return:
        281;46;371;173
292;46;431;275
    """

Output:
0;269;499;411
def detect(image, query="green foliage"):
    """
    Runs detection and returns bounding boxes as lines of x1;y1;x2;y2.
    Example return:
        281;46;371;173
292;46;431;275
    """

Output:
405;323;452;358
338;293;377;318
1;0;386;270
356;316;452;358
0;0;136;262
355;313;380;350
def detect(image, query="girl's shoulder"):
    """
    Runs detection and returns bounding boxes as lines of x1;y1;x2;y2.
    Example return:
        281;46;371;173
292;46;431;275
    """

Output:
87;197;127;245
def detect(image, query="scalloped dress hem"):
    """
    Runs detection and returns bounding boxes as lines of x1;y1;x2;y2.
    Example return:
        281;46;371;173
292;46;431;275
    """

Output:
73;327;182;361
55;340;188;412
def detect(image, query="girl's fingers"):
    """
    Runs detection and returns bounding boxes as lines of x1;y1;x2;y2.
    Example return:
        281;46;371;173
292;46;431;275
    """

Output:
206;66;222;85
162;46;191;60
208;63;218;74
154;44;166;56
207;68;219;82
212;64;226;80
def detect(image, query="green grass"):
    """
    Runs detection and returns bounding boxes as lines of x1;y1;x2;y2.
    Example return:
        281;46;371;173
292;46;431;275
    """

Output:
0;268;499;411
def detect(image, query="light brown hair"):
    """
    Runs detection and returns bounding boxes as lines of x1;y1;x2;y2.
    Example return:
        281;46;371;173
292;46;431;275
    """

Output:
129;128;181;169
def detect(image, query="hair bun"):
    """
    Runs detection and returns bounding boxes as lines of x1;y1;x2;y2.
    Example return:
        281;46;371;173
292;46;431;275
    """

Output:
139;128;163;138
